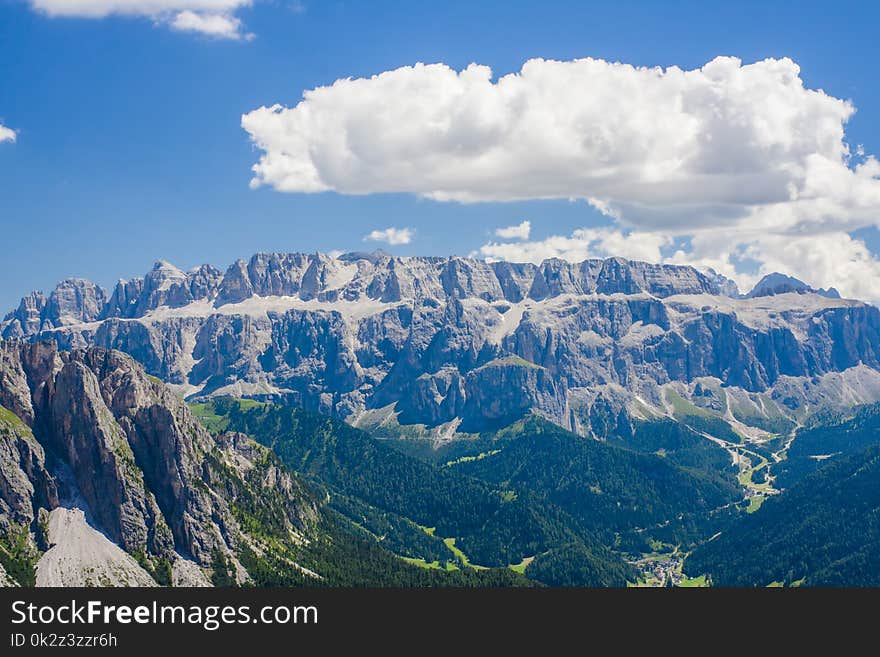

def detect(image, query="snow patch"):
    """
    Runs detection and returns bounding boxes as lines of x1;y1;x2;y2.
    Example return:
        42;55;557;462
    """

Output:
487;301;530;344
140;295;399;324
209;379;287;398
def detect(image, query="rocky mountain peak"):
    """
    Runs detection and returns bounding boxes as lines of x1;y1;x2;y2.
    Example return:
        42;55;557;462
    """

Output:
45;278;107;327
702;268;740;297
2;253;738;337
2;291;47;337
0;340;319;582
2;279;109;338
747;272;841;299
1;251;871;435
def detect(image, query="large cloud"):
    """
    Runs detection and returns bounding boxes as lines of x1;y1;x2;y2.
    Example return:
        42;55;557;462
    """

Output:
28;0;253;39
244;56;880;301
241;56;875;225
0;124;15;144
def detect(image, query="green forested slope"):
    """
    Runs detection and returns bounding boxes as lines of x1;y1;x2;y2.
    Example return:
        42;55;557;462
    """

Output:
775;402;880;488
194;399;637;586
451;417;740;546
684;444;880;586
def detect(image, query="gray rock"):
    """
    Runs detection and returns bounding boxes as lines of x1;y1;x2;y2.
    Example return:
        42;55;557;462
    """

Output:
0;342;319;574
3;253;878;433
0;404;57;533
702;268;741;297
2;292;47;339
44;279;107;327
102;279;144;319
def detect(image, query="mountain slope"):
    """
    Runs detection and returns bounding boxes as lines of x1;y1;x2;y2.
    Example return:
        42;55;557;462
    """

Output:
195;398;639;585
0;341;530;587
684;444;880;586
0;340;319;584
198;399;751;584
34;507;161;587
448;417;740;545
775;401;880;487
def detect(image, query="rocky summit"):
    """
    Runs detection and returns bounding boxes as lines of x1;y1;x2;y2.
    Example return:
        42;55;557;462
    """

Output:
0;341;319;586
3;252;880;435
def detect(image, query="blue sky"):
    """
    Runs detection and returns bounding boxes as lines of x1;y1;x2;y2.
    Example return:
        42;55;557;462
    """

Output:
2;0;880;310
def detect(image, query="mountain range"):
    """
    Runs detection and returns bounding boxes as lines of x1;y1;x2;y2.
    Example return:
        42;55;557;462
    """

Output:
3;252;880;587
3;253;878;434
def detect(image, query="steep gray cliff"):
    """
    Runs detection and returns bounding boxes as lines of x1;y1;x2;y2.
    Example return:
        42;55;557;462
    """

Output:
0;341;319;585
3;253;879;432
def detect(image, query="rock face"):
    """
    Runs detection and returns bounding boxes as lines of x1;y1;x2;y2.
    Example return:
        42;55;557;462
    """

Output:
3;253;879;432
1;280;108;339
0;341;319;584
0;406;57;534
703;268;740;298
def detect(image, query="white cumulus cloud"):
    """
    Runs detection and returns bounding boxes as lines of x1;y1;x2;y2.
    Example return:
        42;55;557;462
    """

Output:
245;55;880;302
28;0;253;39
0;124;16;144
170;9;248;39
727;232;880;302
363;227;413;246
494;220;531;240
241;56;875;227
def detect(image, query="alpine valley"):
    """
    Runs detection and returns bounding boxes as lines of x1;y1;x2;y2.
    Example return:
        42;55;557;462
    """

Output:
3;251;880;587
